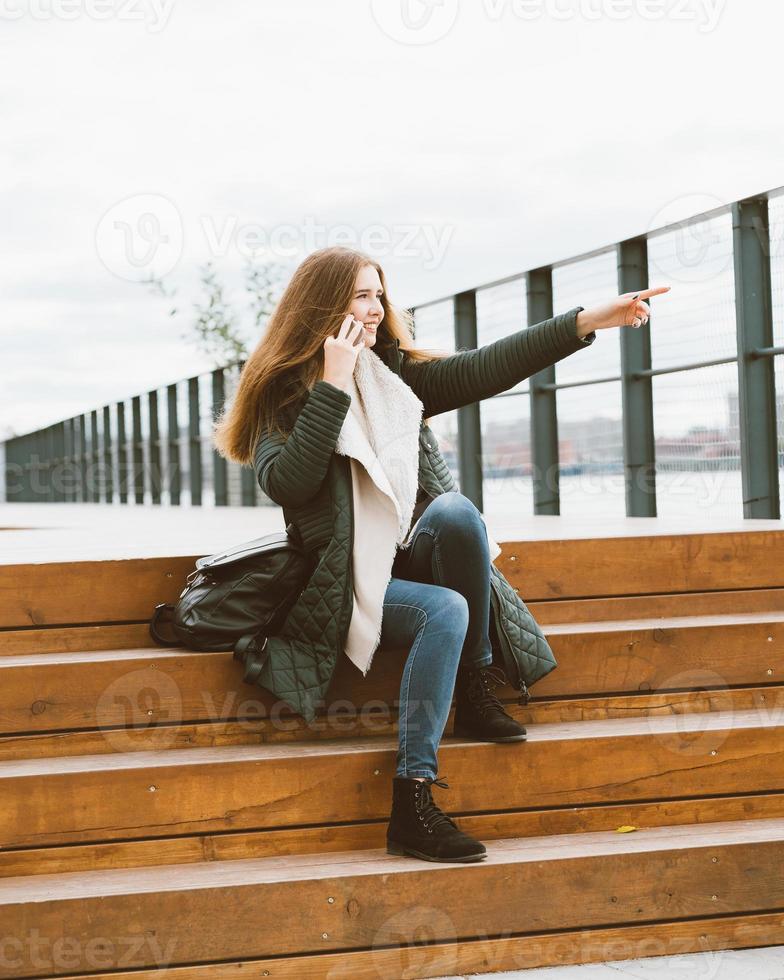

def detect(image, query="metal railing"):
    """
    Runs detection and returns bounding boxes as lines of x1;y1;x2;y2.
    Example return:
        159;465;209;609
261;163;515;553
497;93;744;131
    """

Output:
4;188;784;519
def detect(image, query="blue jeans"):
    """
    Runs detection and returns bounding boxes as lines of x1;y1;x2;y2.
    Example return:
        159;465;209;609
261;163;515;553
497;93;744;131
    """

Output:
378;490;494;781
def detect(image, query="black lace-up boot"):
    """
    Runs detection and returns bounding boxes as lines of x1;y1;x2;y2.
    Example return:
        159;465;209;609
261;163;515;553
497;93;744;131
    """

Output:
386;775;487;863
452;662;527;741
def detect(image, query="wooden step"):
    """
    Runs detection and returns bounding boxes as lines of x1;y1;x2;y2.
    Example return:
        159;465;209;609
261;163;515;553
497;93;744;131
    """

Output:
0;622;155;657
3;587;783;656
1;818;783;978
3;612;782;738
3;527;784;628
529;586;784;625
1;515;782;979
2;709;781;849
4;786;784;881
18;912;784;980
3;684;780;764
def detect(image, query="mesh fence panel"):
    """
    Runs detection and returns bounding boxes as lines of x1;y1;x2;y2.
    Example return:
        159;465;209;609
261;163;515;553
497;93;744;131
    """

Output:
553;250;624;516
647;212;740;518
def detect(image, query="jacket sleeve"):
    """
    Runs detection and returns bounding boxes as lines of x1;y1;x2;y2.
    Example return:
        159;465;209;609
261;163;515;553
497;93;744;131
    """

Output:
400;306;595;418
253;379;351;508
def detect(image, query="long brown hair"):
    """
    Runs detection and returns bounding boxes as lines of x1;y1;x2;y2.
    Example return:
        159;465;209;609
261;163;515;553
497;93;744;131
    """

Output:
212;245;450;465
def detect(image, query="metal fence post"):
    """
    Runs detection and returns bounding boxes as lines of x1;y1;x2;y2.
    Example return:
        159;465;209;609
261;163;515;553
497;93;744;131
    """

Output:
32;431;42;502
64;419;76;502
27;433;35;501
4;437;17;502
89;410;100;503
131;396;143;504
454;289;483;511
117;403;128;504
212;368;227;506
148;390;161;505
11;436;22;502
102;407;113;504
732;195;780;518
528;267;559;514
237;360;258;506
52;423;65;502
167;383;181;506
22;435;30;502
618;236;657;517
43;425;52;502
188;377;202;506
10;436;22;502
78;415;88;503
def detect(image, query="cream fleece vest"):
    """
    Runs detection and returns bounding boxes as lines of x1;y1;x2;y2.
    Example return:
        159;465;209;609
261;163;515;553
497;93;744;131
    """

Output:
334;345;501;677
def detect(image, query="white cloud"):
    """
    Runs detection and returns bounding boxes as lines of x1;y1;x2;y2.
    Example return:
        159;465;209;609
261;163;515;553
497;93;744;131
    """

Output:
1;0;783;436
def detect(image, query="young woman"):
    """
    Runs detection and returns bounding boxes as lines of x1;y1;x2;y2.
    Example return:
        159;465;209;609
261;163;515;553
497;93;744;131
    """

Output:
214;246;669;864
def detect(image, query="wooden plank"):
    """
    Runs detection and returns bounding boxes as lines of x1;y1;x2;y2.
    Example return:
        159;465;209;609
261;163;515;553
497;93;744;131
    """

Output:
1;589;782;667
1;711;782;847
0;556;195;629
3;529;784;627
535;613;784;698
3;684;780;761
1;820;783;976
497;528;784;599
3;615;782;736
529;587;784;624
4;589;783;655
0;623;155;656
3;790;784;880
30;910;784;980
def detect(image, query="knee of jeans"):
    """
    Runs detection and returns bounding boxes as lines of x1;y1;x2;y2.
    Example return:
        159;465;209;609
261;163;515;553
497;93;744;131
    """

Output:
432;490;480;527
436;589;469;633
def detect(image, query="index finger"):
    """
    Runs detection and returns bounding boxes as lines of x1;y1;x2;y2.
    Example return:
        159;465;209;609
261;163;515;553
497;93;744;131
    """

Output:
636;286;671;300
336;312;355;337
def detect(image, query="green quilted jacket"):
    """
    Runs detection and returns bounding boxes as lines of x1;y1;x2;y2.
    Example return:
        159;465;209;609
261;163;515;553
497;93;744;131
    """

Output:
253;305;595;721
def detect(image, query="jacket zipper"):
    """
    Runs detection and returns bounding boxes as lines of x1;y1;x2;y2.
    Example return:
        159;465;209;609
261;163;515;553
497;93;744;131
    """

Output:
489;577;530;705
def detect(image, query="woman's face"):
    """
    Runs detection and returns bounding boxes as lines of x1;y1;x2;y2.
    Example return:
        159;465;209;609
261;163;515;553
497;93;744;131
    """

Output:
347;264;384;349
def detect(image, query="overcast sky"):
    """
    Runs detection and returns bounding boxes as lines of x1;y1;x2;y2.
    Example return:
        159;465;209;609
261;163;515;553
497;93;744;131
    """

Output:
2;0;783;439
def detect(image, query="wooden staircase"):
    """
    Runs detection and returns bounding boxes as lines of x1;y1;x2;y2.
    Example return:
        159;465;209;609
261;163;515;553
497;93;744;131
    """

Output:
1;521;784;979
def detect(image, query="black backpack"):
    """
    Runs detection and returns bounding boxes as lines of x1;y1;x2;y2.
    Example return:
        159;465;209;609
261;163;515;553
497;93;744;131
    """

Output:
149;523;316;681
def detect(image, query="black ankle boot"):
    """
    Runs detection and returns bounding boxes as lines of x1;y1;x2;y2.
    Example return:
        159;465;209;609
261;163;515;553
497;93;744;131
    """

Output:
453;662;527;742
386;775;487;863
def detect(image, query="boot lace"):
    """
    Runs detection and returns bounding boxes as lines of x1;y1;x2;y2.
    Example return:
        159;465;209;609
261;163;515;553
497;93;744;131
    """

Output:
464;663;508;715
415;776;459;835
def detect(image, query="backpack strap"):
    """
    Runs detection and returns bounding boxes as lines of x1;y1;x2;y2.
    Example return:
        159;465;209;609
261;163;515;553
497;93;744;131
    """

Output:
234;632;270;684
